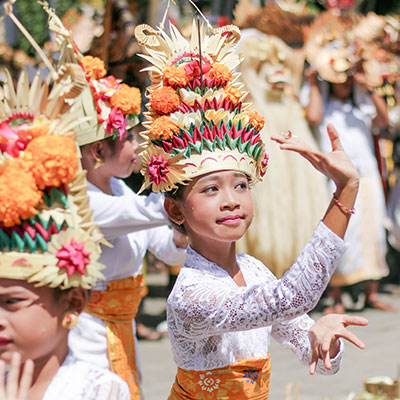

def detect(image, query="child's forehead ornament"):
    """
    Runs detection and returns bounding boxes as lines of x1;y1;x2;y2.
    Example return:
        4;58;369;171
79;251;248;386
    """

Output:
134;19;269;193
0;1;106;290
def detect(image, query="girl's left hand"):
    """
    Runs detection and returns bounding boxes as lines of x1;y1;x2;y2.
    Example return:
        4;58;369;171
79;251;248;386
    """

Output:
308;314;368;375
271;125;359;190
0;352;34;400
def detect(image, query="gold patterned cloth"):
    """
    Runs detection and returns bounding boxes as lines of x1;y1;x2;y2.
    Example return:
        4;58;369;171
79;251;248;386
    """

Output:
169;356;271;399
85;275;147;399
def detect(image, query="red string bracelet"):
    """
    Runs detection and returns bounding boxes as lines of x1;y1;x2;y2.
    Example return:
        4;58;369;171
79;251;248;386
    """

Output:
332;194;356;215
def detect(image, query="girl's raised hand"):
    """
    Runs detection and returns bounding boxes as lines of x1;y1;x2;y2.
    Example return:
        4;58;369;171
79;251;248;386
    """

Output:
271;124;359;191
0;353;33;400
308;314;368;375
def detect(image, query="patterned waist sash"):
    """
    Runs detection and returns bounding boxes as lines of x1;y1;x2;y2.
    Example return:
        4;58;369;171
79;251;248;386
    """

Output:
169;356;271;400
85;275;147;399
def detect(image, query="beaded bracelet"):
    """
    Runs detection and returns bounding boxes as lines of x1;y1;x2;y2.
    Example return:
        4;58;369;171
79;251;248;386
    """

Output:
332;194;356;215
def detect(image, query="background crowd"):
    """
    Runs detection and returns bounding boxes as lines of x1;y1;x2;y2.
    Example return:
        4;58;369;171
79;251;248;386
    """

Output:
0;0;400;399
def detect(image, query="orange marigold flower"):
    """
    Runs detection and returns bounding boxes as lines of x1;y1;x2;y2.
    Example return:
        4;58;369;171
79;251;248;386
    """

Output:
110;84;141;115
0;162;42;227
224;85;242;105
163;65;190;88
81;56;107;80
150;87;180;115
208;64;232;86
21;136;79;189
18;117;50;141
246;110;265;131
150;116;180;140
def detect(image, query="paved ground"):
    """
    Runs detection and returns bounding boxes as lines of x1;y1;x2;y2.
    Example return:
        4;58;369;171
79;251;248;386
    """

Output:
138;272;400;400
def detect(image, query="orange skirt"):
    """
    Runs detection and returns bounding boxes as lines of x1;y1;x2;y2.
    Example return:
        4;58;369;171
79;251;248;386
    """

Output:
85;275;147;400
169;356;271;400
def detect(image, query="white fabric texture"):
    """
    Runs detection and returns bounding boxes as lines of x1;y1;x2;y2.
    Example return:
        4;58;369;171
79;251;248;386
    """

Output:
43;352;130;400
68;177;186;371
88;178;168;240
167;221;346;372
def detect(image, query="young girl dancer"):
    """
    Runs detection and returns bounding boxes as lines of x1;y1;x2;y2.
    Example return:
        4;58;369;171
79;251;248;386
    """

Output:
0;59;129;398
42;6;186;397
134;20;367;399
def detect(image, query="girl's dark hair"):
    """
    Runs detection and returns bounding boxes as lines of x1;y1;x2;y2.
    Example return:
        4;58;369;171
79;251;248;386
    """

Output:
165;184;187;234
102;136;118;153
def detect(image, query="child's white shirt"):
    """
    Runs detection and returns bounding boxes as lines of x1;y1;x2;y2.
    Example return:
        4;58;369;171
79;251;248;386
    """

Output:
43;352;130;399
167;221;347;373
86;178;185;289
68;178;186;370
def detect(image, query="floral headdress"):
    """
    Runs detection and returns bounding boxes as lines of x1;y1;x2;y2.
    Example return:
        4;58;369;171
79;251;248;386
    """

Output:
134;21;269;192
304;12;362;84
0;2;105;290
41;2;142;146
306;11;400;89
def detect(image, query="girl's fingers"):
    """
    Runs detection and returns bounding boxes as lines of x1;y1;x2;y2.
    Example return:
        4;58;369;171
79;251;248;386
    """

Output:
18;359;34;399
323;348;332;370
340;329;365;349
342;316;369;327
309;358;317;375
0;360;6;400
326;124;343;152
321;337;332;369
6;353;21;399
308;334;319;375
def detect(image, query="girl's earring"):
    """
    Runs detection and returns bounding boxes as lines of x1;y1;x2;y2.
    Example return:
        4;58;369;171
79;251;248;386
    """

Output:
62;311;79;330
177;219;182;225
94;157;104;169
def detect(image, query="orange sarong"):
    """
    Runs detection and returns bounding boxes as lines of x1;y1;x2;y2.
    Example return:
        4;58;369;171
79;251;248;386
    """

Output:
85;275;147;400
169;356;271;400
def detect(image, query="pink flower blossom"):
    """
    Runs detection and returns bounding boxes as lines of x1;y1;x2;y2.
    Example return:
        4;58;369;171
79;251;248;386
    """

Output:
260;151;269;177
184;60;212;79
100;75;122;89
146;154;169;185
106;107;127;139
56;238;91;277
0;121;27;157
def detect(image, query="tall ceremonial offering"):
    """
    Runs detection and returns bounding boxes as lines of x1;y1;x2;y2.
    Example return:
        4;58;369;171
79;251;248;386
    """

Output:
134;14;269;193
40;2;142;147
0;1;105;289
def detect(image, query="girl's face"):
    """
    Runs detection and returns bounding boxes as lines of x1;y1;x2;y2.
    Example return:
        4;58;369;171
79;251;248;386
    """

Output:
332;76;354;101
179;170;253;248
103;132;139;178
0;279;67;364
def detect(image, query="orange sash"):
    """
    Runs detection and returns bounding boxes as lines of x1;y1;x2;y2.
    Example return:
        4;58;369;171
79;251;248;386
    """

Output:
169;356;271;400
85;275;147;400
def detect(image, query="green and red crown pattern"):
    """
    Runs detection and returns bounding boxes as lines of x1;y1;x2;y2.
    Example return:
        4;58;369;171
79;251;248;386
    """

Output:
0;187;69;253
146;51;267;170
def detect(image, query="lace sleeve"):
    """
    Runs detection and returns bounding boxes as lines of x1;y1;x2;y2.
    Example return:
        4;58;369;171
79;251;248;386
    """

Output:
168;222;347;338
271;315;343;375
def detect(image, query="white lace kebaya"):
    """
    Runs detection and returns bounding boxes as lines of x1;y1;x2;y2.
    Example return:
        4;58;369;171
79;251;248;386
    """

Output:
167;221;347;373
42;352;130;400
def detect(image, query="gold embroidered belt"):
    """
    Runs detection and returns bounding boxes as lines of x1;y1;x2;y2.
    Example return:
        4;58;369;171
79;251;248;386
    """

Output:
85;275;147;399
169;356;271;399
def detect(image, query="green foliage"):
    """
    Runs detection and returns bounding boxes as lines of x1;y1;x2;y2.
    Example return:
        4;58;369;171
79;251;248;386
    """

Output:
53;0;81;18
15;0;48;57
14;0;81;57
